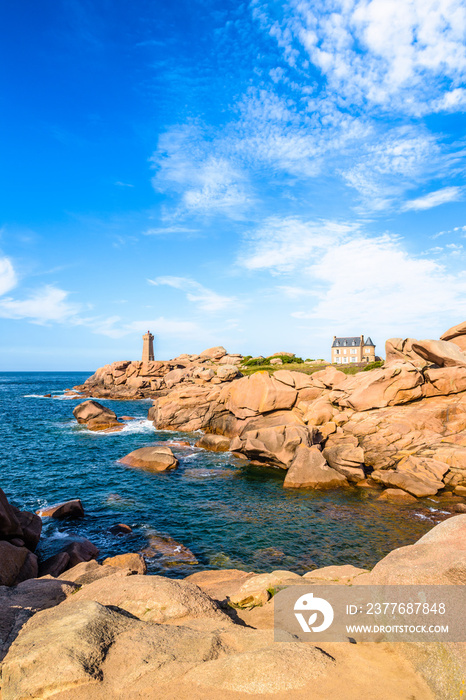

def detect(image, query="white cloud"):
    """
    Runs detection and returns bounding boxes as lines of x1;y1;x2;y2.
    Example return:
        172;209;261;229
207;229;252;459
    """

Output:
0;285;81;324
0;257;17;296
255;0;466;115
150;125;252;217
239;216;466;342
403;186;463;211
299;234;466;331
343;127;440;210
143;226;198;236
239;217;361;272
148;276;238;312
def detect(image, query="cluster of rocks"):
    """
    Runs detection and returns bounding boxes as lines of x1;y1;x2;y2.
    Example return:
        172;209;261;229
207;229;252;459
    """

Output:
137;326;466;501
74;345;245;399
1;515;464;699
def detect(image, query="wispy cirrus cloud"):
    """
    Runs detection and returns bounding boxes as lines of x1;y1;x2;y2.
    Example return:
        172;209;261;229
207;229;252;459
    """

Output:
403;186;463;211
0;257;17;296
148;276;238;312
239;217;361;272
150;124;252;218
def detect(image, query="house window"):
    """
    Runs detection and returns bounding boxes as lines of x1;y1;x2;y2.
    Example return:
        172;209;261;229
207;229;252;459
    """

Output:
343;348;347;354
335;349;340;354
343;357;348;363
350;357;357;362
350;348;357;354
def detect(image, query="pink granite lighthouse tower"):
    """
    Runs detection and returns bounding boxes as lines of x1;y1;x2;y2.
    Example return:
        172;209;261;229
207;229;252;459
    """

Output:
142;331;154;362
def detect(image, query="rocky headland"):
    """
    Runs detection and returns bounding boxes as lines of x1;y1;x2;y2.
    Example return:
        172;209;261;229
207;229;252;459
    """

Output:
74;323;466;502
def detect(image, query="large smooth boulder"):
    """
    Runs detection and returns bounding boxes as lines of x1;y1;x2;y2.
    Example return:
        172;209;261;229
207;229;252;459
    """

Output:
119;445;179;472
199;345;227;359
230;424;314;468
67;573;228;624
284;445;348;489
411;339;466;367
225;372;297;419
72;399;118;424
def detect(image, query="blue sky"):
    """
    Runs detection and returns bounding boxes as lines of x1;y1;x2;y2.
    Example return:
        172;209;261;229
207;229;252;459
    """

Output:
1;0;465;369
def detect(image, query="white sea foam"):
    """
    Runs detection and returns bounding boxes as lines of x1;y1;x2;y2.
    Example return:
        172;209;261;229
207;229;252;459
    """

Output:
23;393;82;400
119;419;155;434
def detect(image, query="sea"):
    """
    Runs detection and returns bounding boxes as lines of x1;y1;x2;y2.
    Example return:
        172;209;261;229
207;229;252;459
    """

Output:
0;372;446;578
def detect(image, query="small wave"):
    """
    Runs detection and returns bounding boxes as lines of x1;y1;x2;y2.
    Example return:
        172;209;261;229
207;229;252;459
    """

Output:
119;419;155;434
24;394;51;399
45;530;71;540
23;393;83;400
413;513;432;520
181;452;202;462
86;418;155;437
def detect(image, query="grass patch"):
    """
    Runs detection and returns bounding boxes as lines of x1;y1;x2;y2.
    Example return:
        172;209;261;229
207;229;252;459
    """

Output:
240;362;383;377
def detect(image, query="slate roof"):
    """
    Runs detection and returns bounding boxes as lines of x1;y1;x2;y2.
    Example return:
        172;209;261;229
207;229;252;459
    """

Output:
332;336;363;348
364;336;375;347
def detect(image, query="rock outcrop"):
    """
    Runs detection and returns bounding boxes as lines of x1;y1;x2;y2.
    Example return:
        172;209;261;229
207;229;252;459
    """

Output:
73;347;244;400
1;517;464;700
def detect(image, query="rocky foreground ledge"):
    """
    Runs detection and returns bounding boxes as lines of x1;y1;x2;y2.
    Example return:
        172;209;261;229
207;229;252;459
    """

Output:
0;514;465;699
75;326;466;501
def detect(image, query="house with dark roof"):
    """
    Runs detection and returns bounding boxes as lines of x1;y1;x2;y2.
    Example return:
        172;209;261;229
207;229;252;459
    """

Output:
331;335;376;365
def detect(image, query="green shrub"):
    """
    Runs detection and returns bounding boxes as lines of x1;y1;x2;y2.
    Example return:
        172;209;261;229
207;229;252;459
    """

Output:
363;361;384;371
266;355;303;364
243;357;270;367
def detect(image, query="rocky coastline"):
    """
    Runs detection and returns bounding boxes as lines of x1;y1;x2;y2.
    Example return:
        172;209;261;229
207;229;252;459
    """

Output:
2;326;466;697
74;324;466;502
0;478;465;698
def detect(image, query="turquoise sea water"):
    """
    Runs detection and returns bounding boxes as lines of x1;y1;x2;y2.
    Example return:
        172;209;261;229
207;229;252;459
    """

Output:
1;372;444;577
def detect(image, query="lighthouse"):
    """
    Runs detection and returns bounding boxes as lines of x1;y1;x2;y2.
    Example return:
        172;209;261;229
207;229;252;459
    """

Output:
142;331;154;362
